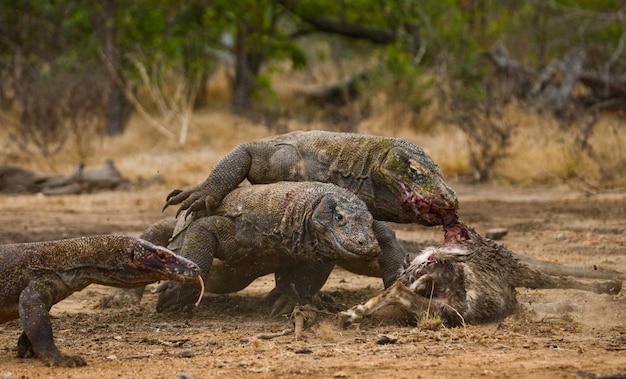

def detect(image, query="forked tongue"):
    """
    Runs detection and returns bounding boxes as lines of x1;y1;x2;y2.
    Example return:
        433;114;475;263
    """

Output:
195;276;205;307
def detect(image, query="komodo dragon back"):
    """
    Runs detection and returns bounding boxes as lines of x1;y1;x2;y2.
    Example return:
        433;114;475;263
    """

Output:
170;182;381;263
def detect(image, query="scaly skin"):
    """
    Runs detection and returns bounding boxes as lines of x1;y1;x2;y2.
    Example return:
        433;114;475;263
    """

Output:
338;221;623;327
0;235;200;367
151;182;381;315
163;130;459;289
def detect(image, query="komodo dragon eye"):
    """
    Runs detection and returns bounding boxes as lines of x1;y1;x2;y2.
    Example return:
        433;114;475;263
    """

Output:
334;212;347;226
156;249;171;261
409;160;427;181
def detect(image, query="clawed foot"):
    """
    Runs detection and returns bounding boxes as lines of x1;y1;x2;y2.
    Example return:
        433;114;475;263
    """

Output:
163;187;219;217
40;354;87;367
264;288;301;317
17;333;87;367
154;281;202;313
264;288;342;318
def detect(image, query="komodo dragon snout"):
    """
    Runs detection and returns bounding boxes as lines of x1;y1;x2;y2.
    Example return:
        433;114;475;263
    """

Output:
311;193;380;260
376;146;458;226
122;239;201;285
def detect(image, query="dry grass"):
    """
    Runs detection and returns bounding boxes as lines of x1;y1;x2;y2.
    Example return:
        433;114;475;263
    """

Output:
1;72;625;189
492;110;626;187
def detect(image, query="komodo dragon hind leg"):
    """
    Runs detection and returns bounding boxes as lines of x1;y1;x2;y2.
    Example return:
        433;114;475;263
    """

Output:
267;261;336;317
100;218;178;308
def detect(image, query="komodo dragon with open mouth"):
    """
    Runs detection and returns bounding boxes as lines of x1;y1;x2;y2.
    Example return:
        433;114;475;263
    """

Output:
0;235;200;367
147;182;381;315
159;131;458;310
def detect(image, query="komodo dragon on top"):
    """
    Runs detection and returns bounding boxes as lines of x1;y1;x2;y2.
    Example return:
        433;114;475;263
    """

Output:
161;130;459;303
144;182;381;314
0;235;200;367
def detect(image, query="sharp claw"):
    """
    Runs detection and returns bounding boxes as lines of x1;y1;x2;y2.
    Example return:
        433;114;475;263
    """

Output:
166;189;184;202
176;196;195;216
156;282;201;313
189;199;205;213
184;209;194;220
164;189;185;211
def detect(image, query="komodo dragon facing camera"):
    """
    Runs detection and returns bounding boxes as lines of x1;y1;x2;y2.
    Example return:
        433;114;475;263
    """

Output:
162;130;459;296
0;235;200;367
338;221;624;328
142;182;381;315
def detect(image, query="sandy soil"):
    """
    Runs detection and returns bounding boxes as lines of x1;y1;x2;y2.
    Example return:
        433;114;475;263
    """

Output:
0;183;624;378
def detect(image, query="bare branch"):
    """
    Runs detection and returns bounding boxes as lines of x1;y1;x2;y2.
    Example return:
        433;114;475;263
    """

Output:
99;49;176;140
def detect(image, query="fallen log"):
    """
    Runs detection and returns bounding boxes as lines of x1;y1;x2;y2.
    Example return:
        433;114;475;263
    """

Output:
0;160;131;195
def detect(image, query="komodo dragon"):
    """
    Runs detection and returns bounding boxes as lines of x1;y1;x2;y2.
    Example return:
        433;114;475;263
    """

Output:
160;131;459;307
0;235;200;367
145;182;381;314
338;221;624;327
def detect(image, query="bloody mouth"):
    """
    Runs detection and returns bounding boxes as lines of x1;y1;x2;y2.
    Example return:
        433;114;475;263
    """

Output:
443;220;479;246
399;182;459;226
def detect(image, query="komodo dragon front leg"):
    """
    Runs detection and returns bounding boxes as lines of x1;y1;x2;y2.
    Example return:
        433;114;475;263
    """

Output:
266;219;406;314
0;235;200;367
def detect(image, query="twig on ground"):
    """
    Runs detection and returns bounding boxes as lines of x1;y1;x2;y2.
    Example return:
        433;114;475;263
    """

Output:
240;328;294;343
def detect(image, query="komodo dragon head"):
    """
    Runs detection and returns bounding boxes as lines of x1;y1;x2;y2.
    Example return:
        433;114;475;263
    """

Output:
65;236;201;288
309;191;381;261
373;140;458;226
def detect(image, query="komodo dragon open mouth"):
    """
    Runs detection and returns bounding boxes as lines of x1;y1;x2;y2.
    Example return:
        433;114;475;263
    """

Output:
399;182;459;226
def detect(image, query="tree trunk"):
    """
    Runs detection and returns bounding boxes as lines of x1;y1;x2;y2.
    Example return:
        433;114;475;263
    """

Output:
94;0;131;136
232;24;264;113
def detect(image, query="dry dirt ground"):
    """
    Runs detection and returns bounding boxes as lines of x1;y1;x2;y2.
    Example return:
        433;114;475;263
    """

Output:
0;183;624;378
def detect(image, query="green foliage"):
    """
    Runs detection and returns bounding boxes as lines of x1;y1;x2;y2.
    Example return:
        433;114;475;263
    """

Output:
379;43;430;113
1;0;623;125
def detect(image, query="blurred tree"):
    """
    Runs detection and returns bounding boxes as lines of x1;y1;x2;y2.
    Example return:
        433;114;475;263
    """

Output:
1;0;623;139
